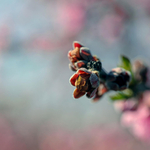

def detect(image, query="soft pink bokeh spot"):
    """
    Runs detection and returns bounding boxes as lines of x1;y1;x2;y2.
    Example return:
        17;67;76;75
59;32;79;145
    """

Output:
39;129;75;150
57;3;86;37
0;116;28;150
121;98;150;141
39;125;149;150
98;13;124;44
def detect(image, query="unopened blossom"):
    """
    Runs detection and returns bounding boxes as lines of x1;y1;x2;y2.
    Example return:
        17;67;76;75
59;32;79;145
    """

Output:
132;59;148;83
68;41;99;71
106;67;131;91
70;68;100;98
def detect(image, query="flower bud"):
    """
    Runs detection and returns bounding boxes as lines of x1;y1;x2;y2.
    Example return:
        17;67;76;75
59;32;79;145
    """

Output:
106;67;131;91
80;47;93;61
132;59;148;83
68;41;101;71
87;60;102;71
70;68;100;99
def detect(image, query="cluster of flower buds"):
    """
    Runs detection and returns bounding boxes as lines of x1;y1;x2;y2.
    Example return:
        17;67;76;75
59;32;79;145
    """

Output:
68;41;150;141
106;68;131;91
68;41;100;71
132;59;148;83
68;41;131;100
70;68;100;99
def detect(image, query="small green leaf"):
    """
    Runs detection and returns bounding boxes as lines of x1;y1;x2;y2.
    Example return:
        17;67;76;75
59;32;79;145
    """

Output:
119;55;132;71
118;55;135;84
110;89;133;101
110;93;127;100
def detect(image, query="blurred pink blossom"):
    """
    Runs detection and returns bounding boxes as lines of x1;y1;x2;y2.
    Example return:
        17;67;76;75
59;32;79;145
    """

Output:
121;92;150;142
142;91;150;107
0;116;28;150
39;129;75;150
31;37;57;51
98;4;128;44
98;13;124;44
39;125;149;150
0;25;10;51
56;3;86;37
129;0;150;12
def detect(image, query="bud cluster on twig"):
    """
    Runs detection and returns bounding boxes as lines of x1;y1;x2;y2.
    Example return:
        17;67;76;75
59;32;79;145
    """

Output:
68;41;131;101
68;41;150;141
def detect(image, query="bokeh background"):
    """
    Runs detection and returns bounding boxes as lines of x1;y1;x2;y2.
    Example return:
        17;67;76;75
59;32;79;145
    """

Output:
0;0;150;149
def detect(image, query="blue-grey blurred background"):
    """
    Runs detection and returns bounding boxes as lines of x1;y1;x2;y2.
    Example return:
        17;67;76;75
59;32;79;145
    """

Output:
0;0;150;149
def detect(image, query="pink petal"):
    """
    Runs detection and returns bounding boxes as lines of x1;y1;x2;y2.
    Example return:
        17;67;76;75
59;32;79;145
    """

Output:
133;117;150;141
142;91;150;107
136;105;150;119
121;111;137;127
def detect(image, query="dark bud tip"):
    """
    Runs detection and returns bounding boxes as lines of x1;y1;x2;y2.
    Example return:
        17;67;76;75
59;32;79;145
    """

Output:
87;60;102;71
